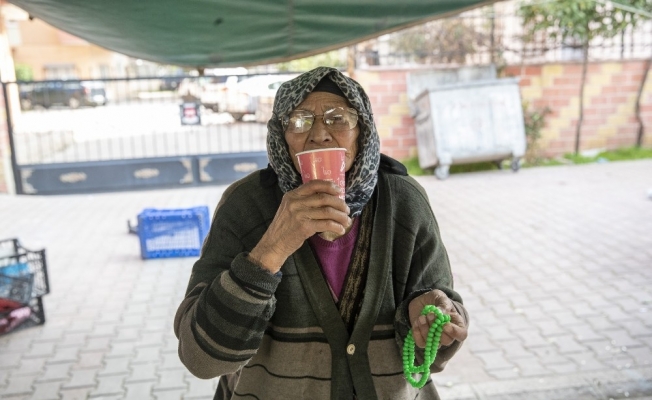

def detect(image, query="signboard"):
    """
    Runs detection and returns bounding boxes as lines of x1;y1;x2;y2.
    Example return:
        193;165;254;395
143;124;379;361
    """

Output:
180;102;201;125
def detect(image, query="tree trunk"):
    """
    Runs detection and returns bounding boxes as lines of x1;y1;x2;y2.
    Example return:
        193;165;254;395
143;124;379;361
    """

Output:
634;53;652;148
575;42;589;155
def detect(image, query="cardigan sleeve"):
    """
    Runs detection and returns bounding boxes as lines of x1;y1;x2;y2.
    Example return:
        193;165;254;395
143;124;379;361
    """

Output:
174;181;282;379
393;208;470;374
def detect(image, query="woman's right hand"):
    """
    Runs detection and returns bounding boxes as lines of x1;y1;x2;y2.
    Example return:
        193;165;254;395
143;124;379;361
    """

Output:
248;180;351;273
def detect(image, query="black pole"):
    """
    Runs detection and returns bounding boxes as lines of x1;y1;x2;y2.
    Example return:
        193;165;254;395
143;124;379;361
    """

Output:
1;81;22;194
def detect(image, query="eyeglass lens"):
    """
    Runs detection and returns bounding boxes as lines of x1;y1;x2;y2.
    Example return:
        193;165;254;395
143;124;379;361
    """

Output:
285;107;357;133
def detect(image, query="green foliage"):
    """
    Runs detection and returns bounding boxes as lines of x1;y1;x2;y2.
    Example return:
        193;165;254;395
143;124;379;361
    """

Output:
403;147;652;176
519;0;652;45
522;101;552;164
275;50;346;72
14;64;33;81
401;156;433;176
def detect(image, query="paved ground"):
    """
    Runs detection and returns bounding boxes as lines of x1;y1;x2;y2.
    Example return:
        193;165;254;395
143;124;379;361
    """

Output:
1;159;651;400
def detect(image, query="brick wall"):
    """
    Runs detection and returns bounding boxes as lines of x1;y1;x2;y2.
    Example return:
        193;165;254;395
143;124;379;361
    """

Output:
0;90;7;193
354;69;416;161
358;60;652;161
506;61;652;156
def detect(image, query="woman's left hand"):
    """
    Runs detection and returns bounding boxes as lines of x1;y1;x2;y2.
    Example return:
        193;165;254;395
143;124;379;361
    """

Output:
408;289;468;349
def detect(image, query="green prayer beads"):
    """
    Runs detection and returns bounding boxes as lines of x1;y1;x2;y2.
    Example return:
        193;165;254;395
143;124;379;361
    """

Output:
403;305;451;388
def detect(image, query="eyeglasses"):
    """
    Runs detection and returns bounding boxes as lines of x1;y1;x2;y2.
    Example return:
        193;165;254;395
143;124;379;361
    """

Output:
282;106;361;134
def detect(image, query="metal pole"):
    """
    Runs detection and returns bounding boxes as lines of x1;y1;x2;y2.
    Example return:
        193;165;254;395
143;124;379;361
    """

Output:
2;81;22;194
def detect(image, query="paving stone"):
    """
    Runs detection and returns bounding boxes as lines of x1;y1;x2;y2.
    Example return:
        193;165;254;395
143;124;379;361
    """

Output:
3;375;35;396
485;367;520;380
28;381;63;400
515;330;549;348
152;389;187;400
615;297;644;313
512;357;552;377
629;347;652;366
58;387;92;400
569;325;605;342
485;325;514;342
66;320;95;333
546;361;581;375
497;339;533;359
586;315;619;331
622;320;652;337
114;328;140;342
123;381;155;400
87;323;117;338
550;310;584;327
538;298;566;313
0;351;21;369
73;351;105;369
134;346;160;363
502;315;534;331
184;376;216;398
23;342;56;358
98;357;130;376
160;354;185;371
569;302;601;318
36;362;73;383
601;305;632;323
474;351;515;370
47;346;80;364
127;362;158;383
533;319;568;337
599;354;638;375
105;342;137;358
603;329;643;348
56;333;87;349
156;369;187;391
566;353;608;372
13;358;48;377
84;337;112;352
88;373;127;397
62;368;99;390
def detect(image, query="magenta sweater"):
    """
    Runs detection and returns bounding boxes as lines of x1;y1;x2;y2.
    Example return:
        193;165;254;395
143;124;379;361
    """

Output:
308;217;360;301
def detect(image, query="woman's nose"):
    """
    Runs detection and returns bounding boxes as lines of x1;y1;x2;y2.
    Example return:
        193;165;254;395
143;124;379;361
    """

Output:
307;118;332;143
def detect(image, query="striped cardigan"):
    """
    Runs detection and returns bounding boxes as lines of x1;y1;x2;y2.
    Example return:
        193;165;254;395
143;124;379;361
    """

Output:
174;157;469;400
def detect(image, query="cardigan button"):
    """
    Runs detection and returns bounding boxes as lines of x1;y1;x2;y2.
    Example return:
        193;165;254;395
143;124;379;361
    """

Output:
347;344;355;355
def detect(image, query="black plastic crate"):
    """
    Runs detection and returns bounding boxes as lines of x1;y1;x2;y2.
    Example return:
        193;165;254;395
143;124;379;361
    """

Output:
0;296;46;336
0;238;49;298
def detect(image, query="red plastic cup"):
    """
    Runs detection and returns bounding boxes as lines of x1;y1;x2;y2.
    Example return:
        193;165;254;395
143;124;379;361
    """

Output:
296;148;346;200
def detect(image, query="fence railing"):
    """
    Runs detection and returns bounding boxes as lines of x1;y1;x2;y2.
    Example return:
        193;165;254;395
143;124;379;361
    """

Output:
5;73;300;165
356;6;652;68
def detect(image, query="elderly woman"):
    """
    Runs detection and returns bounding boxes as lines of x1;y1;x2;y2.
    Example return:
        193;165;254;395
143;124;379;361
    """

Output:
174;66;469;400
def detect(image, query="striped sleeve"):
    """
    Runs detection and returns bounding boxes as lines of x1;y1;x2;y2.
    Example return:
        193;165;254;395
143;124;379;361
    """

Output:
175;253;281;379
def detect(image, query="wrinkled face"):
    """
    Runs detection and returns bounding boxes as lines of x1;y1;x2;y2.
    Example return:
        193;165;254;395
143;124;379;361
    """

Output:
284;91;360;173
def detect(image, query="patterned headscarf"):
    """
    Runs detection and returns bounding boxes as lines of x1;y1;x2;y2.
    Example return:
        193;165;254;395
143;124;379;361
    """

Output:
267;67;380;217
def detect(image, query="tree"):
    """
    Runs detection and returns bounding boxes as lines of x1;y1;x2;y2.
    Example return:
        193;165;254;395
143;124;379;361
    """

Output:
519;0;652;154
389;18;489;65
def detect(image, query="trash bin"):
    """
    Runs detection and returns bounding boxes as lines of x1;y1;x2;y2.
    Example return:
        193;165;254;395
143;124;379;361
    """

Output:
413;78;526;179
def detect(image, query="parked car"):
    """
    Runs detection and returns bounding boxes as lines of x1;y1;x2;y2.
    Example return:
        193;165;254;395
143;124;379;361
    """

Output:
159;76;184;91
19;81;107;110
220;74;296;121
176;67;248;110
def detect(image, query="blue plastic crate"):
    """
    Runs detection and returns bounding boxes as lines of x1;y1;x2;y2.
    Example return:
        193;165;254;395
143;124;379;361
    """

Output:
137;206;210;259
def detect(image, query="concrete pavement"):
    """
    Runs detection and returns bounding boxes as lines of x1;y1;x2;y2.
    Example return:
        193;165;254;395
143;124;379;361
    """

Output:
0;159;651;399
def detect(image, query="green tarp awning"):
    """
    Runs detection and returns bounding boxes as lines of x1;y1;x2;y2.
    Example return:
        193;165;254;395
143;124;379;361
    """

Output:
9;0;497;67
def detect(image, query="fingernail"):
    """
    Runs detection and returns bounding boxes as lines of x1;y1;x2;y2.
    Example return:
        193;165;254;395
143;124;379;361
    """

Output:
418;315;427;326
427;313;435;323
